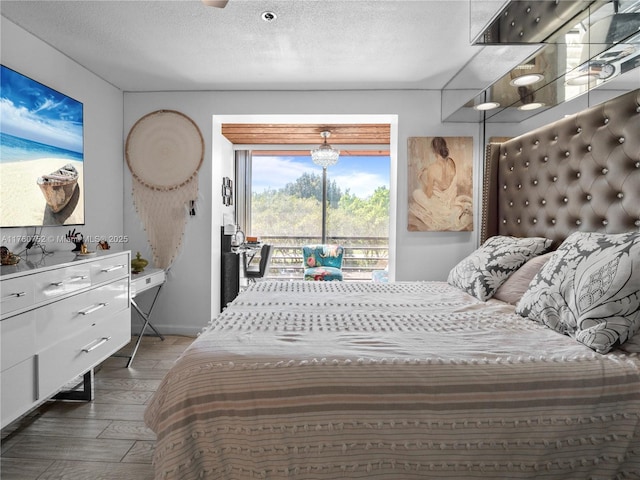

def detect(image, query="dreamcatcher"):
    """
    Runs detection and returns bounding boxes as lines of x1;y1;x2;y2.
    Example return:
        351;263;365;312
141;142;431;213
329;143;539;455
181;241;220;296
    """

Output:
125;110;204;269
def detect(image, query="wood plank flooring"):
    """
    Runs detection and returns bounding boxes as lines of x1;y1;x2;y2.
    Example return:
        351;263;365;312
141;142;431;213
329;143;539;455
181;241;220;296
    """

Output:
0;335;195;480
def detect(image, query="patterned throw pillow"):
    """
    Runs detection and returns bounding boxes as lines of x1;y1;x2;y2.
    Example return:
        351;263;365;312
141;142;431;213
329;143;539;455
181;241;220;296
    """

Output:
447;236;552;301
516;231;640;354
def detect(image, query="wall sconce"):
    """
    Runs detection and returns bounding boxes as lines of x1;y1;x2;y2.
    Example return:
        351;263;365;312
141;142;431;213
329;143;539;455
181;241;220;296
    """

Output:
222;177;233;206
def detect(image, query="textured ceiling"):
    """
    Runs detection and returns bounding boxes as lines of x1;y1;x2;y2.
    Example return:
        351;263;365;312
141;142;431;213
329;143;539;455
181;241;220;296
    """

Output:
0;0;487;92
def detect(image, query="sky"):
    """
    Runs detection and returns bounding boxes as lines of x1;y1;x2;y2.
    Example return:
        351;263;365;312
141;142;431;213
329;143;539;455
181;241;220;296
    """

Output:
0;65;84;154
251;154;390;199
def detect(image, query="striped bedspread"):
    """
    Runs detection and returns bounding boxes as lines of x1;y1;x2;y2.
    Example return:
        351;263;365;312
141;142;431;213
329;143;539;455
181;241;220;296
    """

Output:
145;281;640;479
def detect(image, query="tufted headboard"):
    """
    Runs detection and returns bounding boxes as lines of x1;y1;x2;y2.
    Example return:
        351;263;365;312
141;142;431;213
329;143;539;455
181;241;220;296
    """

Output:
482;88;640;247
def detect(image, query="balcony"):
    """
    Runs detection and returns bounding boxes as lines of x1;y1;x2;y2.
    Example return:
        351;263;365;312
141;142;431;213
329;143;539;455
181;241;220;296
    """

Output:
258;235;388;282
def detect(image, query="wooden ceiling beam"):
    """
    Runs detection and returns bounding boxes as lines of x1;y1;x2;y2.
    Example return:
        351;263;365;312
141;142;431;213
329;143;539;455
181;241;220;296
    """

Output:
221;123;391;145
251;149;390;157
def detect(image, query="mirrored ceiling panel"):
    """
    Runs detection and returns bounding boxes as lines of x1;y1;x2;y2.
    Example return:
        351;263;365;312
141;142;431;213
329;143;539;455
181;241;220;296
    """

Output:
445;0;640;123
472;0;606;44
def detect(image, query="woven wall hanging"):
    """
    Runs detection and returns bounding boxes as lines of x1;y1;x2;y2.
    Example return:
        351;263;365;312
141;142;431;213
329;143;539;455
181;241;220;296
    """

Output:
125;110;204;269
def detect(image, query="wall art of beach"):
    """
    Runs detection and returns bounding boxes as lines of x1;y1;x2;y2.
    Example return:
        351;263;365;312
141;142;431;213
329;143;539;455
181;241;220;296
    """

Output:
1;65;84;228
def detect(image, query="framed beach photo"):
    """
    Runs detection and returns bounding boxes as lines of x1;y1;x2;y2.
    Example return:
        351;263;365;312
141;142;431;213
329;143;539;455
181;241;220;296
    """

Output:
407;136;473;232
0;65;85;228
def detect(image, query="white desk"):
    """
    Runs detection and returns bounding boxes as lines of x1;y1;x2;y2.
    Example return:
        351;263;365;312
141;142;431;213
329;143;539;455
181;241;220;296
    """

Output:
127;268;165;367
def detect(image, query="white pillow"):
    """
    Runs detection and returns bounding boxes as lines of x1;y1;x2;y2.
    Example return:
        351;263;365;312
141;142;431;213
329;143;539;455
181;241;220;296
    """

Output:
516;231;640;354
447;235;552;301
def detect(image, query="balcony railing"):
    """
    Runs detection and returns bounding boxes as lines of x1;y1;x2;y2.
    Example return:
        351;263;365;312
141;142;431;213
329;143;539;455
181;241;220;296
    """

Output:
257;236;388;282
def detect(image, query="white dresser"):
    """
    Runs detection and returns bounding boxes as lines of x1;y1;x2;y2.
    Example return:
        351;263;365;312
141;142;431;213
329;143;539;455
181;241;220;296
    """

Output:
0;250;131;429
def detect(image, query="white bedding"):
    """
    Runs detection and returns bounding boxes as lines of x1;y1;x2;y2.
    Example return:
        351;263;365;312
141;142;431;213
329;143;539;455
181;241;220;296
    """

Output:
145;281;640;479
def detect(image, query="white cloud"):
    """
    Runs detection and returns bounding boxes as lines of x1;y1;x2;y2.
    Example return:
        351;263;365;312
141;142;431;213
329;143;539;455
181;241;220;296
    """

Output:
0;98;82;153
331;171;386;198
251;156;309;191
251;155;388;199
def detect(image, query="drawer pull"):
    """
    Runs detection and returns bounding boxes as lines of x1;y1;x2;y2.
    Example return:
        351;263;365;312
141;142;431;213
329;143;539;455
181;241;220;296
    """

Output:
101;264;125;273
79;302;108;315
0;291;27;303
50;275;88;287
82;336;111;353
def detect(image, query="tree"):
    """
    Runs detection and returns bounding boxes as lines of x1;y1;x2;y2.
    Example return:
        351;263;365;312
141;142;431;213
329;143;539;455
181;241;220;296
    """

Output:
252;176;388;238
333;186;389;237
283;172;342;207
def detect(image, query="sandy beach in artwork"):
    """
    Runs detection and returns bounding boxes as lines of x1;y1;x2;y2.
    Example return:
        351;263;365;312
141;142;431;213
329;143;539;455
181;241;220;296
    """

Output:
0;158;84;227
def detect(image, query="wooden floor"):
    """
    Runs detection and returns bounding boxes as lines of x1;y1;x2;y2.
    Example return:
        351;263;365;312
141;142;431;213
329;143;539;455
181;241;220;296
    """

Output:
0;335;195;480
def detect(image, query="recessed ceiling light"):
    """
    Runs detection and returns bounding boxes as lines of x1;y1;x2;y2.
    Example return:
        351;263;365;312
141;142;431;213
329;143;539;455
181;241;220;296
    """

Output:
261;11;277;22
565;73;598;86
509;73;544;86
473;101;501;111
518;102;545;111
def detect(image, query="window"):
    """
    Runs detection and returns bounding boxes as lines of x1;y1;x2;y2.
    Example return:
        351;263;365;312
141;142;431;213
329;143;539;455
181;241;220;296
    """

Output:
238;150;390;281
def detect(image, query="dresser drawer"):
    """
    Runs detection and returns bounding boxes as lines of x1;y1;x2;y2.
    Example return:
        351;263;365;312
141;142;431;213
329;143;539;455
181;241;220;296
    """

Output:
35;264;92;303
1;310;36;370
35;277;129;350
0;275;35;318
1;356;37;428
90;252;129;286
38;308;130;400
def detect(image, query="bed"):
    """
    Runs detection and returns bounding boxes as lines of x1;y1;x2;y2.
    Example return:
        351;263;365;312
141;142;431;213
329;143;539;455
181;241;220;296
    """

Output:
145;88;640;479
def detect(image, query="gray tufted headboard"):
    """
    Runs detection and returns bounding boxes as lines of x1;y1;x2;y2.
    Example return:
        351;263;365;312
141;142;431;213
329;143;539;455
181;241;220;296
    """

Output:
482;88;640;247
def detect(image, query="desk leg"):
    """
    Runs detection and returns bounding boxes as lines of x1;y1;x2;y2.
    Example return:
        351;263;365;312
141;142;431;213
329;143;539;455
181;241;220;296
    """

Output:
127;285;164;368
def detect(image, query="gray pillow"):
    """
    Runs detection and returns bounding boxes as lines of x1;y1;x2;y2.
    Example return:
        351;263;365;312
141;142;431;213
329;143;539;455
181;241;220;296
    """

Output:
516;231;640;354
447;235;553;301
493;252;554;305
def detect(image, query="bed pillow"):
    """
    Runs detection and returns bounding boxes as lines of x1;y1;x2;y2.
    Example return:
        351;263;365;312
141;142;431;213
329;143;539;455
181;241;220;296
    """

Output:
619;334;640;353
447;235;553;301
493;252;554;305
516;231;640;354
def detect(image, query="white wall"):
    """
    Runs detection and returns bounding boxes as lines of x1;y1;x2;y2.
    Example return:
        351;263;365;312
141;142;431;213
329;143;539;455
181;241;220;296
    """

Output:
0;18;125;255
124;91;483;334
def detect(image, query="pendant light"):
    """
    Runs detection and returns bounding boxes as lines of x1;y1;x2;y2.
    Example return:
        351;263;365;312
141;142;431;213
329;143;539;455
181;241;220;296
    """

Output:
311;131;340;168
310;131;339;244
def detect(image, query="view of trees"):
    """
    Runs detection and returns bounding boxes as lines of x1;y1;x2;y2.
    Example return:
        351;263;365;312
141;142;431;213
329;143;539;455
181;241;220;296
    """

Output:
251;172;389;238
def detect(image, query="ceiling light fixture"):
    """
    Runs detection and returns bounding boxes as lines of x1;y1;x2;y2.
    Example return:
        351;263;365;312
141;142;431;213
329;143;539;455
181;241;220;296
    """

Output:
565;73;599;86
509;73;544;86
261;11;277;22
518;102;545;111
473;101;501;111
311;131;340;168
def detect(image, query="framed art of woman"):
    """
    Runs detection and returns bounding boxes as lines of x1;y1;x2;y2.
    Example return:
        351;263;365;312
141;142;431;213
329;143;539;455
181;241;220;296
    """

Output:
408;136;473;232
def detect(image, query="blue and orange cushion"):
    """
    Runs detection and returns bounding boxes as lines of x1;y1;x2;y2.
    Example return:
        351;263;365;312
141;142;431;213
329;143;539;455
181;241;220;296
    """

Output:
303;244;344;281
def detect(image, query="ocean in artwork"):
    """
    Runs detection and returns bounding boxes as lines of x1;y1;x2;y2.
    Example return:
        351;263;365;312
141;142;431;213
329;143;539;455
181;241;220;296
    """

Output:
0;132;83;164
